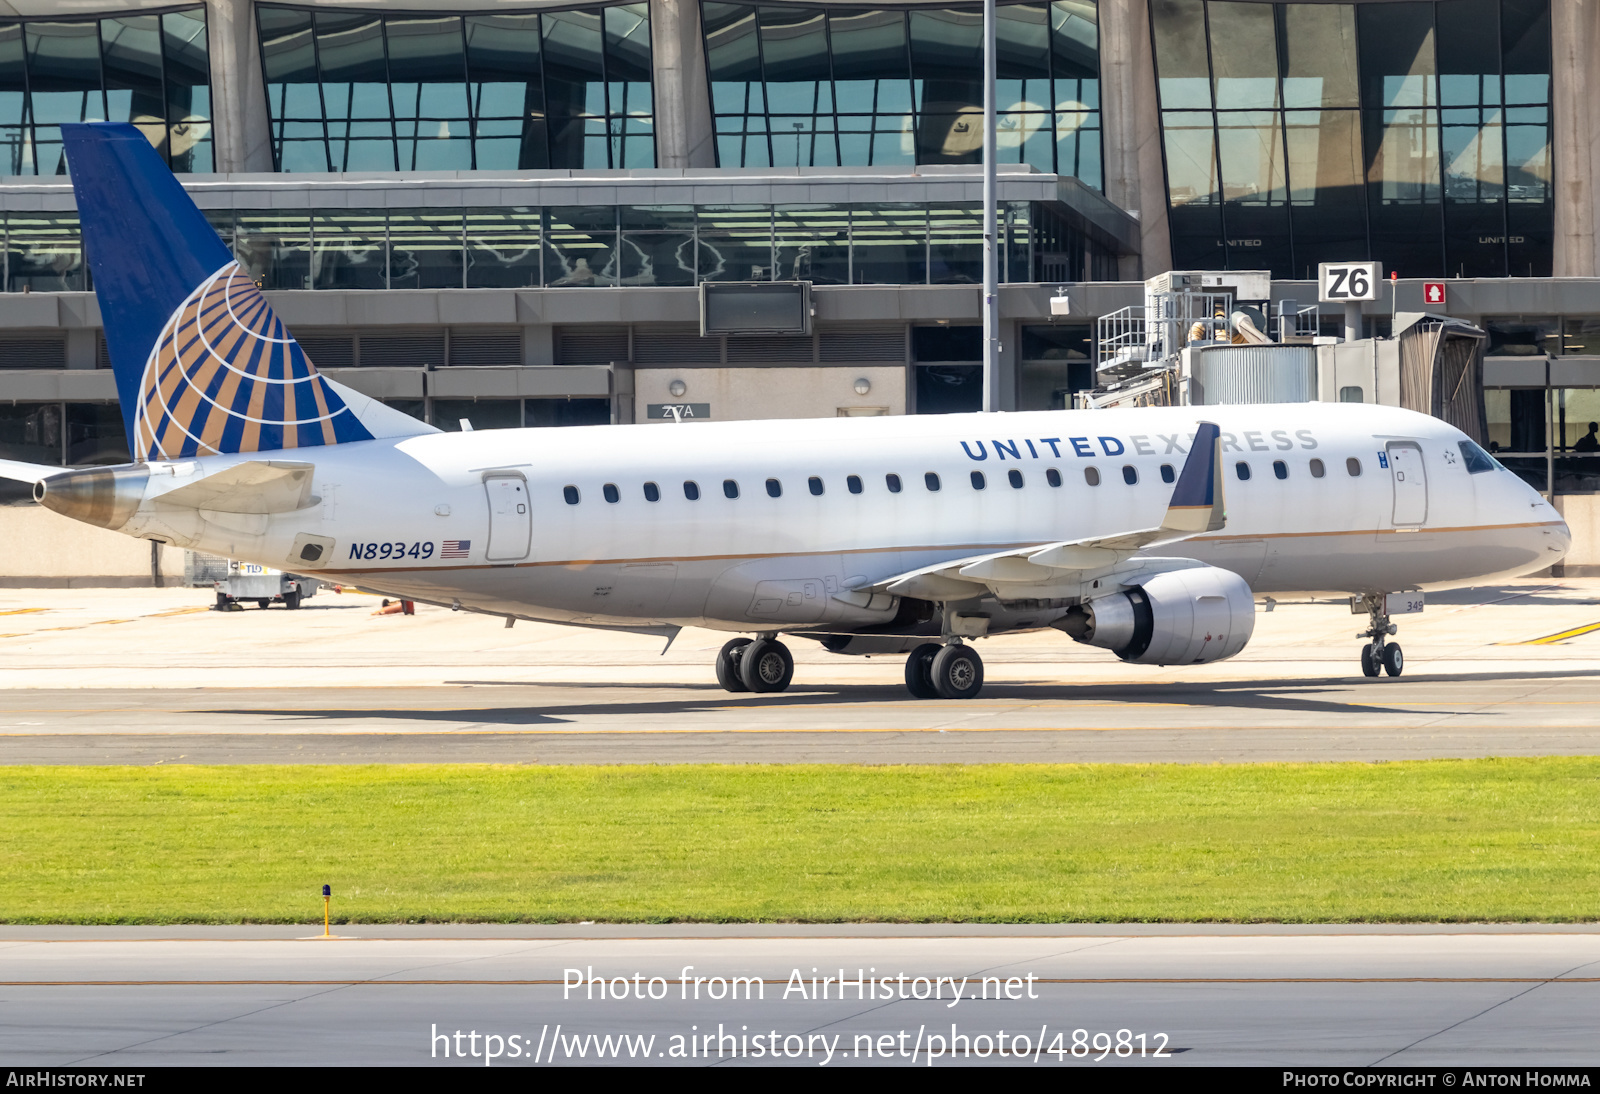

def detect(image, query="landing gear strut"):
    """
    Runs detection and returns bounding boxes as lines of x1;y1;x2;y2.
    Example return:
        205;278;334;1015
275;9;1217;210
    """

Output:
1357;594;1404;678
904;640;984;699
716;635;794;693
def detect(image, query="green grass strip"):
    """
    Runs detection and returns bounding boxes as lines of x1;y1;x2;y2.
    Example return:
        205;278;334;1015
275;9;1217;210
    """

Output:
2;759;1598;924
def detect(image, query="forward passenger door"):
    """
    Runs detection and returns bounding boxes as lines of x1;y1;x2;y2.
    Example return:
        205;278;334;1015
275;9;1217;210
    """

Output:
1386;442;1428;526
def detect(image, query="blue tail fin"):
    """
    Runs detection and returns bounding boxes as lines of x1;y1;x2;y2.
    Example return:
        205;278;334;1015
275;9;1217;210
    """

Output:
63;122;378;460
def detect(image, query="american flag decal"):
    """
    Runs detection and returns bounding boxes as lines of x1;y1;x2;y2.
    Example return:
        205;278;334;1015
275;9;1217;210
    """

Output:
441;540;470;558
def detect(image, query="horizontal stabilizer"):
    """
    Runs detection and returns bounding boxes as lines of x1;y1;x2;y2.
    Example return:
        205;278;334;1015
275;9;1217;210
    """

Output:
0;458;63;486
156;460;318;515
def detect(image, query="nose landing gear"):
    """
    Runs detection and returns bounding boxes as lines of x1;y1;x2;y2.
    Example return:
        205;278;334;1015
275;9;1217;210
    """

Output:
1357;594;1404;678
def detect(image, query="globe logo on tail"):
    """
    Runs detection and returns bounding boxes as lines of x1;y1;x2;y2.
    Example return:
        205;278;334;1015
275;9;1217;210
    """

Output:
135;261;372;459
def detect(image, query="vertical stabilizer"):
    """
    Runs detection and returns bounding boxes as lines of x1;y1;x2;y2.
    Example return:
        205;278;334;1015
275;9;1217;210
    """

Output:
62;123;432;459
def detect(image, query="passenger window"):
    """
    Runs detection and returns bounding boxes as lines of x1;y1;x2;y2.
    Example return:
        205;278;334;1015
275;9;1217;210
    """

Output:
808;476;824;496
1046;468;1062;487
1272;460;1288;480
1084;466;1100;486
1160;464;1175;483
724;479;740;498
970;471;985;490
643;481;660;502
766;478;781;498
1346;457;1362;477
847;475;863;494
1008;469;1024;488
563;485;580;505
925;472;941;492
1122;465;1138;485
602;483;620;503
683;481;700;500
886;473;902;493
1236;461;1251;481
1309;458;1325;478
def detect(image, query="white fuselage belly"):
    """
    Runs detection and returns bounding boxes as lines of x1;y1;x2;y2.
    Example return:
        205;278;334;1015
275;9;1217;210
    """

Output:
136;403;1568;633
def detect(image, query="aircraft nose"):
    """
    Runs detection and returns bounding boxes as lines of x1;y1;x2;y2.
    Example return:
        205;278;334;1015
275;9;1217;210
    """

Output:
1551;513;1573;559
1531;493;1573;565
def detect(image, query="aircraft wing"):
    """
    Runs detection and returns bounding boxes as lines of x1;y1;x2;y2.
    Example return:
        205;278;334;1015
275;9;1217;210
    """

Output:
0;458;65;485
870;421;1225;600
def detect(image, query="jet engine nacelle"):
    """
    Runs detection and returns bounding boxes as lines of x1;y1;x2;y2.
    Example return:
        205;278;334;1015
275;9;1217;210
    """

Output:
1056;565;1256;665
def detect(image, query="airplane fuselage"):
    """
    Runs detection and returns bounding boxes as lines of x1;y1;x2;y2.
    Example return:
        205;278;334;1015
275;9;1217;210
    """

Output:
114;402;1568;637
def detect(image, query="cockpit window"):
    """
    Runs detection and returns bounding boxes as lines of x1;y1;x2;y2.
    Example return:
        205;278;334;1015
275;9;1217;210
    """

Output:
1459;440;1499;474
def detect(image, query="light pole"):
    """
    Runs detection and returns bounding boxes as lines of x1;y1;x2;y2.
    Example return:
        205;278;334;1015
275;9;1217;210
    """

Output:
980;0;1000;412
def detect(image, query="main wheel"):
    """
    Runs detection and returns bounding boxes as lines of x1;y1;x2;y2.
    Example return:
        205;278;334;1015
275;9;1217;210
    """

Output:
1360;643;1380;677
715;638;752;693
930;644;984;700
904;643;940;699
739;638;794;693
1382;642;1404;677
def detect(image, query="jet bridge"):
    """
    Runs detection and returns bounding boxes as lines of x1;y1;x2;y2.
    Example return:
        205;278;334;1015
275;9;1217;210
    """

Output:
1083;271;1486;429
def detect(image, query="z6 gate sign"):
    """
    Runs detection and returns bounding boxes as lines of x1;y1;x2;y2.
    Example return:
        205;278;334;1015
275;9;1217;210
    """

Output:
1318;262;1381;303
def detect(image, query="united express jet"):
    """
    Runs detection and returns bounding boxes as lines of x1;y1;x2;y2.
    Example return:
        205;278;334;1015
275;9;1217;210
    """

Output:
0;124;1571;699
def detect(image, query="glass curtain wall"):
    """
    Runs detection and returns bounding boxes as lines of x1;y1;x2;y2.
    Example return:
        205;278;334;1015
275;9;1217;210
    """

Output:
0;202;1094;291
702;1;1102;186
84;203;1083;290
1150;0;1552;278
0;7;210;176
257;3;655;171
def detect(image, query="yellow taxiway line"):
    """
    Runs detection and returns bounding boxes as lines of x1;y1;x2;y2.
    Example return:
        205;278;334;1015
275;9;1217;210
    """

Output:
1515;621;1600;645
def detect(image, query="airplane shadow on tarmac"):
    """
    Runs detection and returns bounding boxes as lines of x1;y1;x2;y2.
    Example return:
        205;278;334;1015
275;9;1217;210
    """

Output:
206;666;1600;728
1422;583;1596;606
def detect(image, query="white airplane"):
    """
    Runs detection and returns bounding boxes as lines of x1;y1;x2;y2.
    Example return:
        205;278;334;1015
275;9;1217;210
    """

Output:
0;124;1572;700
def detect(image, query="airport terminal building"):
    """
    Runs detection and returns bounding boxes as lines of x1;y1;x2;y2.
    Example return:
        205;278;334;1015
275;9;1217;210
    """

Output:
2;0;1600;576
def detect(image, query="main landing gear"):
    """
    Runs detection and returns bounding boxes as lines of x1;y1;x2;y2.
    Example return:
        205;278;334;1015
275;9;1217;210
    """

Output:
715;635;795;693
1356;594;1404;678
904;640;984;700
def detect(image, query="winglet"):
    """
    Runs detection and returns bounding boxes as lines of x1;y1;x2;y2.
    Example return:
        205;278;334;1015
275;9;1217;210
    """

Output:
1160;421;1225;534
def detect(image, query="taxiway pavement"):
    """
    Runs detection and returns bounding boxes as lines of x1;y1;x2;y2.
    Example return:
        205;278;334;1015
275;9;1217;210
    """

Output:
1;580;1598;763
2;926;1597;1066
